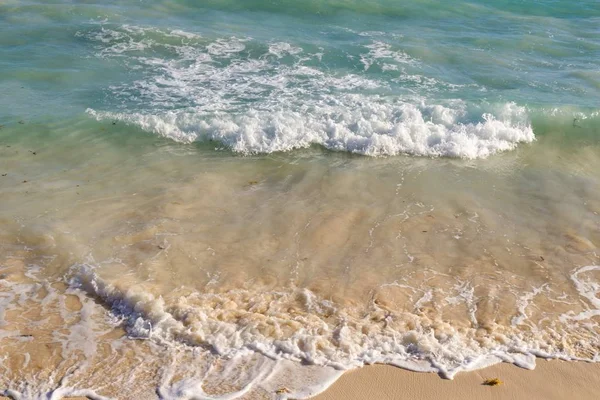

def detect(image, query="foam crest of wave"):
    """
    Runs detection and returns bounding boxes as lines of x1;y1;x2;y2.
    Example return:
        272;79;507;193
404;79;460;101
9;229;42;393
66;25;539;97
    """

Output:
361;41;418;71
88;100;534;159
79;25;535;158
68;264;600;380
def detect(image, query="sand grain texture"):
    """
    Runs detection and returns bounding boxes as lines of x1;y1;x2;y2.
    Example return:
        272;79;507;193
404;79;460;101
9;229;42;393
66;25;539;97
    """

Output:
315;361;600;400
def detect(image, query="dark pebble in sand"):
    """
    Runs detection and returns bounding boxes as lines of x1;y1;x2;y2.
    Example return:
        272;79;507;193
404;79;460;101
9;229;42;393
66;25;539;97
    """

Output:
18;120;25;124
22;180;28;183
1;174;6;177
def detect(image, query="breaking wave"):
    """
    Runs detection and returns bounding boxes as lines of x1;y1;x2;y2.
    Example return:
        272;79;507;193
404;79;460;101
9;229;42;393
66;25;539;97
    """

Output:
69;264;600;381
87;101;535;159
80;25;537;159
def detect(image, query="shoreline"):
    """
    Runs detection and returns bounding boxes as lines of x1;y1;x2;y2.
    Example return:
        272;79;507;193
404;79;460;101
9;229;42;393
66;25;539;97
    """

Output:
2;360;599;399
313;360;600;400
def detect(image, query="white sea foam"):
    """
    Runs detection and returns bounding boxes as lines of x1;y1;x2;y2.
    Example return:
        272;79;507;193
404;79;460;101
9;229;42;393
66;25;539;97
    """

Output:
3;387;111;400
207;37;247;57
361;41;417;71
87;100;534;159
156;355;343;400
268;42;303;58
65;263;600;384
3;245;600;398
79;25;535;159
561;265;600;322
168;29;202;40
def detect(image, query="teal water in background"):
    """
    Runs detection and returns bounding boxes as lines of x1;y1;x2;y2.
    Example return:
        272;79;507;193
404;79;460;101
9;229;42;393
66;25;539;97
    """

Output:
1;0;599;156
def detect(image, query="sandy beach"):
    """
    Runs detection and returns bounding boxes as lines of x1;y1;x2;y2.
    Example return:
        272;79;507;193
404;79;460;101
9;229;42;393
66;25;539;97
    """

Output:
2;1;600;398
315;361;600;400
2;359;598;399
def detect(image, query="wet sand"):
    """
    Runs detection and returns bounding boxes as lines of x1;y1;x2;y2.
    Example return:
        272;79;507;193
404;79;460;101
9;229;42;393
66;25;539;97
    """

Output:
2;360;598;399
1;129;599;398
314;361;600;400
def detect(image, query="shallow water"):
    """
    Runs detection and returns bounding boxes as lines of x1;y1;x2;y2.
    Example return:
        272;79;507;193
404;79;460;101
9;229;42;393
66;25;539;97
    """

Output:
1;1;600;399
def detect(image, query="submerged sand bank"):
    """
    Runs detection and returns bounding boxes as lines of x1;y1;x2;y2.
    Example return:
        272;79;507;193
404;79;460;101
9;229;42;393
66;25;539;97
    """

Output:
314;360;600;400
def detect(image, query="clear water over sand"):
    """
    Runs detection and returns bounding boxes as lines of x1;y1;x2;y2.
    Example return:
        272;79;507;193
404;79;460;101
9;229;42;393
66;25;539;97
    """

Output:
1;1;599;398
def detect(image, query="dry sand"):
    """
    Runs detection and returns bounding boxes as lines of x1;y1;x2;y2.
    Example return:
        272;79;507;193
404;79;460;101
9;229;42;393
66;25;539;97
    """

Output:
314;360;600;400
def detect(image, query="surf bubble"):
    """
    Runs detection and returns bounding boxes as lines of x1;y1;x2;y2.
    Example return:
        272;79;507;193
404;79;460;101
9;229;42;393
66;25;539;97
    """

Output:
87;99;535;159
63;263;600;382
3;253;600;398
80;25;535;159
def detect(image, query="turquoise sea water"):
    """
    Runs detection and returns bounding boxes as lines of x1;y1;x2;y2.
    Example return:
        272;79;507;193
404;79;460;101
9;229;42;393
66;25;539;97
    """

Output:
1;0;599;156
1;1;600;399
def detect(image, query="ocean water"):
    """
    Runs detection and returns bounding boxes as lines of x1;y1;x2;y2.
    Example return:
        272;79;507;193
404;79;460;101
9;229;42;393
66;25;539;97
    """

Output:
1;0;600;398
